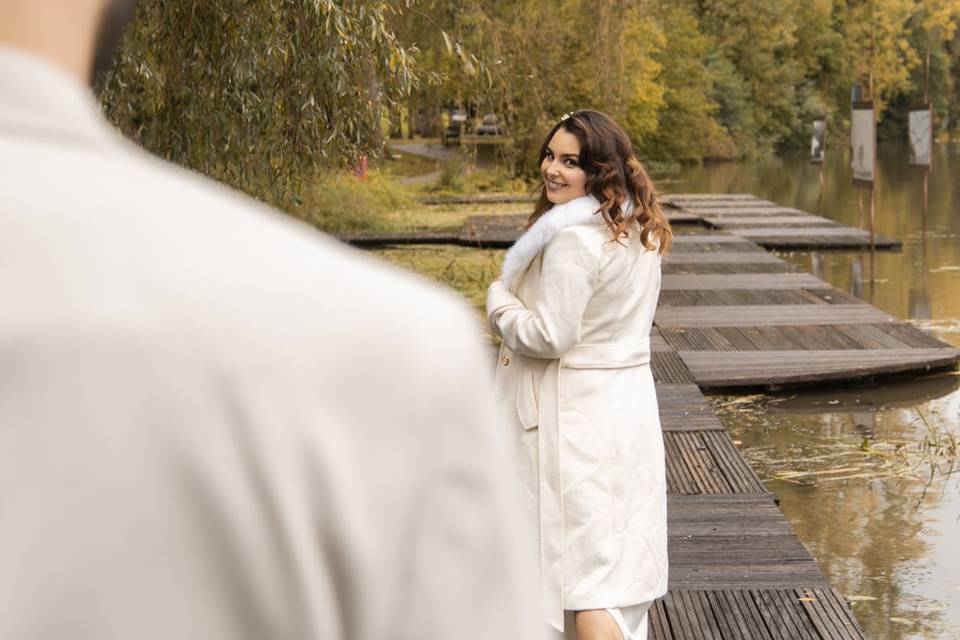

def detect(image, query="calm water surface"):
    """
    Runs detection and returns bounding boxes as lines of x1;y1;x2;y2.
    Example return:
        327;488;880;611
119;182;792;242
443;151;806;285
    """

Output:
666;144;960;639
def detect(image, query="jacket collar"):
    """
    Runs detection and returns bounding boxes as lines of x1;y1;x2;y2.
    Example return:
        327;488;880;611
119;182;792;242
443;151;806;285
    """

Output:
0;46;116;150
500;194;610;291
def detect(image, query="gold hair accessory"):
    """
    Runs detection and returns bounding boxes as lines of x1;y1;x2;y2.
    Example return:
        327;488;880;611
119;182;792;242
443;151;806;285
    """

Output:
559;111;575;122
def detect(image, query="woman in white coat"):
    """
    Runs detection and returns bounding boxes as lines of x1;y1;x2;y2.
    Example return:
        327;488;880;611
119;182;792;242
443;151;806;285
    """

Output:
486;110;673;640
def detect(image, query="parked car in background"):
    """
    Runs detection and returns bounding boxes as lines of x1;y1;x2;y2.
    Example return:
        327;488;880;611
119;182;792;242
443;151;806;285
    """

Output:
442;109;468;145
476;113;504;136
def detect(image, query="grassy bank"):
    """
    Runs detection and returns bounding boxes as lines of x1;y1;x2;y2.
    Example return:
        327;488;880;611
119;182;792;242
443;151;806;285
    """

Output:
372;244;503;309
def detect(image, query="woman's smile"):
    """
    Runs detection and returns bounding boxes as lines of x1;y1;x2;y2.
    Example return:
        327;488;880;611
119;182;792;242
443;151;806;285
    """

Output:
541;128;587;204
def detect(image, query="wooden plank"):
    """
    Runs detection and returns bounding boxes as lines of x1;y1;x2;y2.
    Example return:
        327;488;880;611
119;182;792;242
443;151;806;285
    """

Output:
667;211;705;224
662;274;829;290
652;350;697;384
704;431;766;493
703;215;834;225
664;251;786;264
734;227;871;237
796;588;865;640
657;384;726;432
655;305;896;327
671;234;754;243
750;235;901;250
663;263;796;275
751;589;817;640
665;432;767;494
678;348;960;388
648;599;674;640
666;325;880;351
658;288;866;306
684;206;803;215
666;193;769;200
668;241;771;253
669;564;828;590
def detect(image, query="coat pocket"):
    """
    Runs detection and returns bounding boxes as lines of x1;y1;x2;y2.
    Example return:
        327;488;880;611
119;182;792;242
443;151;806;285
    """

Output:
515;370;540;430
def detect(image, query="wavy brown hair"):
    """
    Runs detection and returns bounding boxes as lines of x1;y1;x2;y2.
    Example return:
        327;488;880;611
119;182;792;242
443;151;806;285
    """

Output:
528;109;672;255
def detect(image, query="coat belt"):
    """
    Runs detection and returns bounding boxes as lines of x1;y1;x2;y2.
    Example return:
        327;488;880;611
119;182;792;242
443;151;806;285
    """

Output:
539;338;651;631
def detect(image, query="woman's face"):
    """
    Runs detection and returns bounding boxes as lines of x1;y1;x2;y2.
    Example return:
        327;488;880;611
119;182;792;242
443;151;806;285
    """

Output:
541;128;587;205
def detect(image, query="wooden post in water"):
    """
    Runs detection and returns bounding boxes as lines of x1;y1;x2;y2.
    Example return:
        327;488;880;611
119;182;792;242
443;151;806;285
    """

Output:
923;44;931;232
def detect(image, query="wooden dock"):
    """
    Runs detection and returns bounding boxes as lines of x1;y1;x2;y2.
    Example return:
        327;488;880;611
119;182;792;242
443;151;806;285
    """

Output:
653;335;865;639
662;194;900;249
338;192;958;389
659;223;958;390
348;192;959;637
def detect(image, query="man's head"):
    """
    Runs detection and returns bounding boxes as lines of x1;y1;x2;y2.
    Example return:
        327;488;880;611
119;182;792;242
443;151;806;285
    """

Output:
0;0;137;84
90;0;137;84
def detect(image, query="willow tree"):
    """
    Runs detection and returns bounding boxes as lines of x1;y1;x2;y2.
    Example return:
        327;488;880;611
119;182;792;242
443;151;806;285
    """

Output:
842;0;921;116
97;0;417;212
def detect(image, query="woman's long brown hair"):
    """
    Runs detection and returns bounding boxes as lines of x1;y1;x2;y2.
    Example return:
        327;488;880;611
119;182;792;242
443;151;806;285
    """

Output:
528;110;672;255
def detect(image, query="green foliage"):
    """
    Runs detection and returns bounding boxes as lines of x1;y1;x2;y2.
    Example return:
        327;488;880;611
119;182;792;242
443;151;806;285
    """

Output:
301;173;413;233
400;0;960;164
99;0;960;193
373;245;503;313
436;152;468;191
97;0;417;214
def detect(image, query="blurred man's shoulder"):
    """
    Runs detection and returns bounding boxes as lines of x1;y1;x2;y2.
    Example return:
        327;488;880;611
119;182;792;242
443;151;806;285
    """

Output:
5;136;479;357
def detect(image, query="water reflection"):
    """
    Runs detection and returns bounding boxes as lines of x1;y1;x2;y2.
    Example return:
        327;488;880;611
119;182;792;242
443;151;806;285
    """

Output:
670;143;960;639
711;375;960;640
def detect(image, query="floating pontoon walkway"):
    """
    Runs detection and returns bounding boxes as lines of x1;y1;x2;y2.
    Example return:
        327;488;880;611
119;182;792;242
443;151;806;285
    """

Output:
653;337;865;639
337;193;958;389
662;194;900;250
344;191;901;250
657;200;957;390
338;193;958;638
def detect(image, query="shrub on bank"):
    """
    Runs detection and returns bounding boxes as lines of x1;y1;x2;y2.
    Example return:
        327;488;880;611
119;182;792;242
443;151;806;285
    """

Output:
299;173;413;233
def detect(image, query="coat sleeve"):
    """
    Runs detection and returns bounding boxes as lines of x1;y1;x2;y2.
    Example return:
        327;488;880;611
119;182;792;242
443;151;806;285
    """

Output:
486;228;601;359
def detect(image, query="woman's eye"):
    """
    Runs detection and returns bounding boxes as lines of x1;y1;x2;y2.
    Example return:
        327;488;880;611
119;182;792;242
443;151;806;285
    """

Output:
565;159;578;167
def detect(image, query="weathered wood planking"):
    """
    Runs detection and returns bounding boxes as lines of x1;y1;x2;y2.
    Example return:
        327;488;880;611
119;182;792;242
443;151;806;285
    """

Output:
652;350;698;384
662;274;830;290
663;263;797;275
658;288;865;306
661;324;948;351
702;216;838;226
664;430;767;494
746;235;901;249
664;251;786;264
653;306;866;638
677;348;960;388
734;227;871;237
672;234;755;243
671;241;773;253
650;588;864;639
682;206;805;215
667;211;706;224
666;193;772;203
656;383;726;432
655;305;896;327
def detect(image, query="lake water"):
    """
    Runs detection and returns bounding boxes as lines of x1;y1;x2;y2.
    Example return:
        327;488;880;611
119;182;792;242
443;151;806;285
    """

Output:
665;143;960;639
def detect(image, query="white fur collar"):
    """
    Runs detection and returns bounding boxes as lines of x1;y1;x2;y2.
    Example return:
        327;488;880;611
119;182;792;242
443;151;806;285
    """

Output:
500;195;635;290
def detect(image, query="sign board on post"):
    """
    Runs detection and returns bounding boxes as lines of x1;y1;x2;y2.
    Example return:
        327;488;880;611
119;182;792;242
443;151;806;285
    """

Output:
851;101;875;185
811;120;826;163
908;106;932;166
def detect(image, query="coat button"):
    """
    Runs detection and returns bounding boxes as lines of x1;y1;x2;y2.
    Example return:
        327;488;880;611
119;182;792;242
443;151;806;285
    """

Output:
502;356;510;366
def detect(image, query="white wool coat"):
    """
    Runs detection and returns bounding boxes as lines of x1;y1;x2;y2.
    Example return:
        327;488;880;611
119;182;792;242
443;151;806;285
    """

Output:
0;48;542;640
486;195;668;632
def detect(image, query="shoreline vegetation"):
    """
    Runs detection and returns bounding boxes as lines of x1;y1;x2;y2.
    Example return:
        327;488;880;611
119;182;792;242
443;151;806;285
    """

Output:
97;1;960;223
